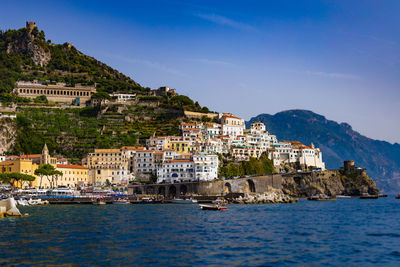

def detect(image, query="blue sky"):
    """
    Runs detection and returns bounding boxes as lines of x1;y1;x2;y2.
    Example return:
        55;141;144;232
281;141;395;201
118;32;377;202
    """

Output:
2;0;400;143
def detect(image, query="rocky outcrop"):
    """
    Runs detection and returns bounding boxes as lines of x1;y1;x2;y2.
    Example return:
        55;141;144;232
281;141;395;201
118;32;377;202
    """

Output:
282;170;379;197
6;22;51;66
0;117;17;153
232;190;297;204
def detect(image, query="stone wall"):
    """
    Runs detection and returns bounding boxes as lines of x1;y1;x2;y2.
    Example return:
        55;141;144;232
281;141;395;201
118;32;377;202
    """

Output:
128;169;379;197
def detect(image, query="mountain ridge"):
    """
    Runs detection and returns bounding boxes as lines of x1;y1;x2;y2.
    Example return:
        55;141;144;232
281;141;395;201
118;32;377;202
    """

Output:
247;109;400;192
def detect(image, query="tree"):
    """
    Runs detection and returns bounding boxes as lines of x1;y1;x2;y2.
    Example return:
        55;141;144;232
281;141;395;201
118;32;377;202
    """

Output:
0;173;35;189
35;164;56;188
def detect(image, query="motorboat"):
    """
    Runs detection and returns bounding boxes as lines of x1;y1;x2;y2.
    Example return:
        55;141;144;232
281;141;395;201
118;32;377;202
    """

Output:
172;198;198;204
336;195;351;199
396;195;400;199
200;204;227;211
360;193;379;199
113;198;130;204
307;194;336;201
93;198;106;205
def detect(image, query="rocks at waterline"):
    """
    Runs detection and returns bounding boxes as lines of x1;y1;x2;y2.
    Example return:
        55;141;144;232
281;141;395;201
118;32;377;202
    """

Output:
232;191;297;204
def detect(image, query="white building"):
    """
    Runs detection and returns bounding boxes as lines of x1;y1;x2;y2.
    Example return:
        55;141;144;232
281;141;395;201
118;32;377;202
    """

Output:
271;141;325;170
157;159;195;183
193;154;219;181
110;93;136;103
134;150;155;174
220;113;245;137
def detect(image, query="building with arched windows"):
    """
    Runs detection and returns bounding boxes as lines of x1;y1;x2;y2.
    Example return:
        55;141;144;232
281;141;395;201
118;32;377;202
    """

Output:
14;81;96;105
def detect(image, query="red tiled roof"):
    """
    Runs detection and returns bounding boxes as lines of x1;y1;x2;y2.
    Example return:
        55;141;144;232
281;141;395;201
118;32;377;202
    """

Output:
14;154;41;159
120;146;146;150
57;164;88;170
222;113;241;119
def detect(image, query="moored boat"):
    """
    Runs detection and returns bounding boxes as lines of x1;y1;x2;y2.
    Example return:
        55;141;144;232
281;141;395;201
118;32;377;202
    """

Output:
395;195;400;199
113;198;130;204
336;195;351;199
93;198;106;205
199;204;227;210
172;198;198;204
360;193;379;199
307;194;336;201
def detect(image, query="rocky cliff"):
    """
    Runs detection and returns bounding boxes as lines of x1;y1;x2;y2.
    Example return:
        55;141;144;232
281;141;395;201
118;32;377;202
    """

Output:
6;22;51;66
0;117;16;153
282;170;379;197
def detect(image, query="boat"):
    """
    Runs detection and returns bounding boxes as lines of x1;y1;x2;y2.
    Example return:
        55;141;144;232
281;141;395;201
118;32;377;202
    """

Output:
93;198;106;205
379;194;388;198
213;197;228;205
336;195;351;199
172;198;198;204
199;204;227;211
360;193;379;199
307;194;336;201
395;195;400;199
113;198;130;204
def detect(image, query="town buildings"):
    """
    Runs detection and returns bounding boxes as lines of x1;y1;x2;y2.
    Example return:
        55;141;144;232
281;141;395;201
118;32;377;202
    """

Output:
0;144;89;188
1;111;325;188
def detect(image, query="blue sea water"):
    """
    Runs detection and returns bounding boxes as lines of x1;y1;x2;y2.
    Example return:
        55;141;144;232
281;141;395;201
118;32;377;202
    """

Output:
1;197;400;266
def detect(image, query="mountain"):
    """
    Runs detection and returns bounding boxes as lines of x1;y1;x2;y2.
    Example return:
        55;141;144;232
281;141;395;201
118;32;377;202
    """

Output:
0;22;210;160
247;110;400;193
0;21;145;102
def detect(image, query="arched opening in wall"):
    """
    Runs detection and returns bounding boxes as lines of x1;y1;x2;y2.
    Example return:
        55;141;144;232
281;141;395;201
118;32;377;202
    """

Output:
224;183;232;194
168;185;177;198
146;186;154;195
180;184;187;196
158;186;166;196
134;187;142;194
247;179;256;193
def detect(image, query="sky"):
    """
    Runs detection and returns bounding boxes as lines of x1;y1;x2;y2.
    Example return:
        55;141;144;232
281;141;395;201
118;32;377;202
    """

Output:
1;0;400;143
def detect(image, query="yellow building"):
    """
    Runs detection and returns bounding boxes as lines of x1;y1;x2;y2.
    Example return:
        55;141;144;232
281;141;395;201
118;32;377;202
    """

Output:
167;140;197;154
82;148;129;185
0;144;87;189
56;164;89;188
0;158;39;188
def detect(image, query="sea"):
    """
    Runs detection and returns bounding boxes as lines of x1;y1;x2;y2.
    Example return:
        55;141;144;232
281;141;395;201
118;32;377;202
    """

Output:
1;197;400;266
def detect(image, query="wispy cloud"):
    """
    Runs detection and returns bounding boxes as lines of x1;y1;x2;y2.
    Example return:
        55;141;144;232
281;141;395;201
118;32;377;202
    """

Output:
108;54;188;77
186;58;234;66
304;70;361;80
195;13;256;32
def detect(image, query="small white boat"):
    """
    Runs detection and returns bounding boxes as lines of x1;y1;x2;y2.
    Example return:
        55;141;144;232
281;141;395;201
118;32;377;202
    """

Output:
336;195;351;199
200;204;227;211
17;199;29;206
171;198;198;204
113;199;130;204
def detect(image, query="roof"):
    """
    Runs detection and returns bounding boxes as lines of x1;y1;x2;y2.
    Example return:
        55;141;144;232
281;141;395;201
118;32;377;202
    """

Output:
120;146;146;150
181;122;196;126
222;113;241;119
14;154;41;159
0;160;15;166
169;160;193;163
57;158;68;162
57;164;88;170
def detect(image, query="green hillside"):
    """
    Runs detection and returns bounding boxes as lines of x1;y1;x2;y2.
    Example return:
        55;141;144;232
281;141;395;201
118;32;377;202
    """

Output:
0;22;210;160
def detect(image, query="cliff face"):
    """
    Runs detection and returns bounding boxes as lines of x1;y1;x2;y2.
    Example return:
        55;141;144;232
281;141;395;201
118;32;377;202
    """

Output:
6;22;51;66
0;118;17;153
282;170;379;197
